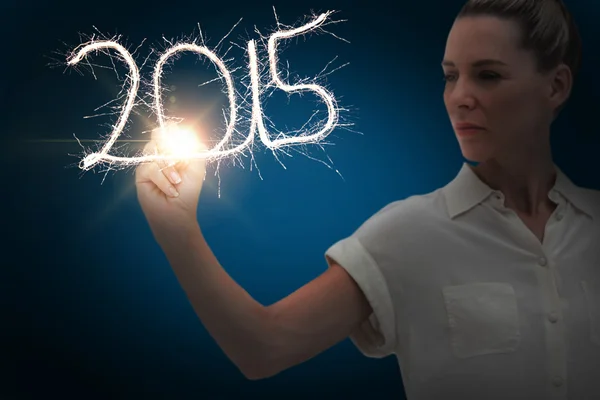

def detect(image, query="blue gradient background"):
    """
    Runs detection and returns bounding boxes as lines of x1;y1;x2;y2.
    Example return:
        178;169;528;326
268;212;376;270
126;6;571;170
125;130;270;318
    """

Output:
2;0;599;398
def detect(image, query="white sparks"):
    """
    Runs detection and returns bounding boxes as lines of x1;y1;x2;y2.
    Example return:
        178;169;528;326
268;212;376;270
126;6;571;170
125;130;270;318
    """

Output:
64;11;351;175
152;42;238;153
251;11;338;149
66;40;140;170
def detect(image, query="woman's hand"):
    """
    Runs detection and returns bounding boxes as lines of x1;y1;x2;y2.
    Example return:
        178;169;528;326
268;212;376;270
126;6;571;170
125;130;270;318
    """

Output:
135;126;207;241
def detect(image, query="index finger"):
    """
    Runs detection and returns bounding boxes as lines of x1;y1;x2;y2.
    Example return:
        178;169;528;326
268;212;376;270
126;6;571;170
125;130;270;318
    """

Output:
149;126;176;169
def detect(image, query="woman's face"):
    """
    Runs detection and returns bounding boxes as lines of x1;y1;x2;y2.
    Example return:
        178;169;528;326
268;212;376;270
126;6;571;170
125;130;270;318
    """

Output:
442;16;561;163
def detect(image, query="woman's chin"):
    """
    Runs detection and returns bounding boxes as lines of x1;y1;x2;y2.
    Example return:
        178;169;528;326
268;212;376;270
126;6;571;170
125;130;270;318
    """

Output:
459;143;493;163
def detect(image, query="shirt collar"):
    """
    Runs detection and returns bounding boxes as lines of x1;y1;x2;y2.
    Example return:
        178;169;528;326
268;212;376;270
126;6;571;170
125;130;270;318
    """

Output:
443;162;596;220
443;163;494;219
552;166;597;220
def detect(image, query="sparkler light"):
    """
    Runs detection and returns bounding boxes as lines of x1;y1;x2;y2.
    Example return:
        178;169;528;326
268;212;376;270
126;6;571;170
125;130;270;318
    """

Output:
65;11;346;172
251;12;337;149
155;123;204;160
66;40;140;170
152;43;239;154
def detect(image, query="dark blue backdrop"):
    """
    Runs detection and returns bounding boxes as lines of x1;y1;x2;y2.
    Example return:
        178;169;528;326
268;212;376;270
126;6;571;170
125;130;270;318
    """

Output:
2;0;599;398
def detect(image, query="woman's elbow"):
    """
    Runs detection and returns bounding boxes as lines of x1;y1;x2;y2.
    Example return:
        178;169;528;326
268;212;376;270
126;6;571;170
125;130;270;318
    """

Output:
238;359;282;380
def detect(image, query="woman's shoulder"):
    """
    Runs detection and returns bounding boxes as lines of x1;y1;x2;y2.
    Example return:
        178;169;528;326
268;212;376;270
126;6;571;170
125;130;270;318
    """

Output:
580;186;600;201
356;189;447;238
374;189;445;217
581;186;600;198
578;186;600;220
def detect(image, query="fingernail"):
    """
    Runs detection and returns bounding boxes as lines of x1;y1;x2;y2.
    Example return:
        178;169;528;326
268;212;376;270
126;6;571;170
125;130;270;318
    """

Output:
169;187;179;197
170;171;181;184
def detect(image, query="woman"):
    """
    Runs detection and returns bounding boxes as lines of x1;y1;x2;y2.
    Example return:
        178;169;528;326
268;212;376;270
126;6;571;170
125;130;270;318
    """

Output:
135;0;600;398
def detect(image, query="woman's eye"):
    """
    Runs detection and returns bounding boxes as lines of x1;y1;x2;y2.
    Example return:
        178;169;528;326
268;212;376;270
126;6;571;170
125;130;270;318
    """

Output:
480;71;501;80
443;74;457;82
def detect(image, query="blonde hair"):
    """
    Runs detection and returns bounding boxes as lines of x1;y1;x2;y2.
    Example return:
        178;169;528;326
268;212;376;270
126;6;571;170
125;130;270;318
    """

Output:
458;0;582;80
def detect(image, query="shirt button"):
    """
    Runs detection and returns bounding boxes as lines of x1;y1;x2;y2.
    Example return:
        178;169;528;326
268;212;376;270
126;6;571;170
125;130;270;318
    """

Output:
548;312;559;323
552;375;564;387
556;213;564;221
539;257;548;267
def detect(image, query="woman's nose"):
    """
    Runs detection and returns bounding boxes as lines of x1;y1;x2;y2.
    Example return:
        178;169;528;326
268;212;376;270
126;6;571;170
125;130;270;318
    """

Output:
448;79;477;110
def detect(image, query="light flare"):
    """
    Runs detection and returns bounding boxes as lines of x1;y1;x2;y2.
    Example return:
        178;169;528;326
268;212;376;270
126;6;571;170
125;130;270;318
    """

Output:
156;124;203;160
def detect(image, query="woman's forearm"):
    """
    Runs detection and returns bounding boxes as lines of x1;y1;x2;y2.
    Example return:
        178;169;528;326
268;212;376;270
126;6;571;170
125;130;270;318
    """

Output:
155;223;274;379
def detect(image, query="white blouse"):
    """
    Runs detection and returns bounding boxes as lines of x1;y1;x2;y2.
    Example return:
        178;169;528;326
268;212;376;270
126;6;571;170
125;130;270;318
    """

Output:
326;163;600;400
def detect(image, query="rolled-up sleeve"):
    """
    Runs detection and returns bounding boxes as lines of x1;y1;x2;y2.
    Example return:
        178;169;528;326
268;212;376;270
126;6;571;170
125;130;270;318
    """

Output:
325;235;397;358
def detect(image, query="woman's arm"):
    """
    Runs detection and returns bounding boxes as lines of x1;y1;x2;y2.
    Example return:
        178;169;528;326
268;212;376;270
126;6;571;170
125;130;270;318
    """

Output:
160;224;372;380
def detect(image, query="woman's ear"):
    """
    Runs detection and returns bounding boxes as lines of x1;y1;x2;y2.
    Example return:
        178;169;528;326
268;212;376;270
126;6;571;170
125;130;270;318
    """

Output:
549;63;573;111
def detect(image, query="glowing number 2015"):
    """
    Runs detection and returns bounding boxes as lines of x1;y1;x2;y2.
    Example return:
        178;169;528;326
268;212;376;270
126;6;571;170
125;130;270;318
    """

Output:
67;12;338;170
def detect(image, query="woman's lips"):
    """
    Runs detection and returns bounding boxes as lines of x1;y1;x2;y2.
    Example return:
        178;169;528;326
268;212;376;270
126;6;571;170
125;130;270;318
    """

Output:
454;123;486;136
456;127;485;136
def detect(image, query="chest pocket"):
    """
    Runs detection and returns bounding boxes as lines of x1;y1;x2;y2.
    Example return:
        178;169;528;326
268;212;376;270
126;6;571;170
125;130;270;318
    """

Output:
582;281;600;346
442;282;521;359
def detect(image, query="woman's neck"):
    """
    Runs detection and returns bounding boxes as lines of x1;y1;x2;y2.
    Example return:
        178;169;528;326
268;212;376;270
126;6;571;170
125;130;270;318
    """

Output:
471;145;557;216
